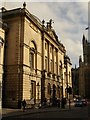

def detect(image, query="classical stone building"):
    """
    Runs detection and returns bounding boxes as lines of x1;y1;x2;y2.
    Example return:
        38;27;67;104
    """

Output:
0;19;7;108
79;35;90;98
1;3;72;108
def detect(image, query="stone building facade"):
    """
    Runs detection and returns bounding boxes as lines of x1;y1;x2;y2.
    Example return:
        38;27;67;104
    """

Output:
1;4;72;108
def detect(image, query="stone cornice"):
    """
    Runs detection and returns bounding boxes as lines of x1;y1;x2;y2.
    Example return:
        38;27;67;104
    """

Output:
1;7;66;53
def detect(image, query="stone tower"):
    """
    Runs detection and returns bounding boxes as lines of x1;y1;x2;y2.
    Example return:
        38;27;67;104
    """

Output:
82;34;90;65
79;34;90;98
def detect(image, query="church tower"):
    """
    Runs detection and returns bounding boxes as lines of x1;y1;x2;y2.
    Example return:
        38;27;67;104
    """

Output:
82;34;88;65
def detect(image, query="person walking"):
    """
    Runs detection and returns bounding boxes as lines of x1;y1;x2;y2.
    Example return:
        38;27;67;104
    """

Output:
22;99;26;112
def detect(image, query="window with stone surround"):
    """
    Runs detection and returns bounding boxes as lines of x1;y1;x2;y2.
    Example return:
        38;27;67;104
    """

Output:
30;41;37;71
50;60;53;72
54;62;57;74
30;52;34;70
45;56;48;71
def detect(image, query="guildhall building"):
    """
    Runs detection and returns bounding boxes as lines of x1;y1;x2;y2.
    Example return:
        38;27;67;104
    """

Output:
1;3;72;108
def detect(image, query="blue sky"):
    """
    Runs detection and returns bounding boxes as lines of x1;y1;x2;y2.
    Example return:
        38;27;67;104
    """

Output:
0;0;89;67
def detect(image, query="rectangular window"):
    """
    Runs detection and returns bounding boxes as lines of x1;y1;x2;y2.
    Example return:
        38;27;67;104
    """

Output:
55;62;57;74
64;72;67;84
45;57;48;71
31;81;36;98
50;60;53;72
59;66;62;77
30;52;34;70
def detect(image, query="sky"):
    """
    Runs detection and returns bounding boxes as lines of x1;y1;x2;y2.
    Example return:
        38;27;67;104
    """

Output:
0;0;89;68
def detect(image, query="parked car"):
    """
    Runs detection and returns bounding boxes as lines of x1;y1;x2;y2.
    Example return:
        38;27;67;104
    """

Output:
81;99;88;106
73;95;82;102
74;100;83;107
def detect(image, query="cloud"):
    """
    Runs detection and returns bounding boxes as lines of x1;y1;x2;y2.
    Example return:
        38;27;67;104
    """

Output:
45;2;88;67
63;38;83;66
0;1;88;67
0;0;87;2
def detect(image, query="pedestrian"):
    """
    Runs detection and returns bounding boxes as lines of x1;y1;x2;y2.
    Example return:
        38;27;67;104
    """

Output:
22;99;26;112
18;100;22;109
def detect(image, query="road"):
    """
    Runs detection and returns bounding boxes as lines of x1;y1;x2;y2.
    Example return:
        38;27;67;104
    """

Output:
2;105;90;119
16;107;88;118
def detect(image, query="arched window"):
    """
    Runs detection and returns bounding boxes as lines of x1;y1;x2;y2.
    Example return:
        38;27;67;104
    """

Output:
30;41;37;71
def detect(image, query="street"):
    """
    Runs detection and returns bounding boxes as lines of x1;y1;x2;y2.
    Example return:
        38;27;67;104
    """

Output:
13;107;88;118
2;103;90;120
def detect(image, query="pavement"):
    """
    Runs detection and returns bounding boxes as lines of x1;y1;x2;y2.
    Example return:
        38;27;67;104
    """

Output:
1;103;75;118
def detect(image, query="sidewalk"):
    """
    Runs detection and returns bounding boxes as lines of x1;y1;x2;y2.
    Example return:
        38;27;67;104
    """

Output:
2;104;75;118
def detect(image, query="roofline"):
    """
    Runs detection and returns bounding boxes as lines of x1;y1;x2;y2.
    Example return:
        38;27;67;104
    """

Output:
1;7;66;53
